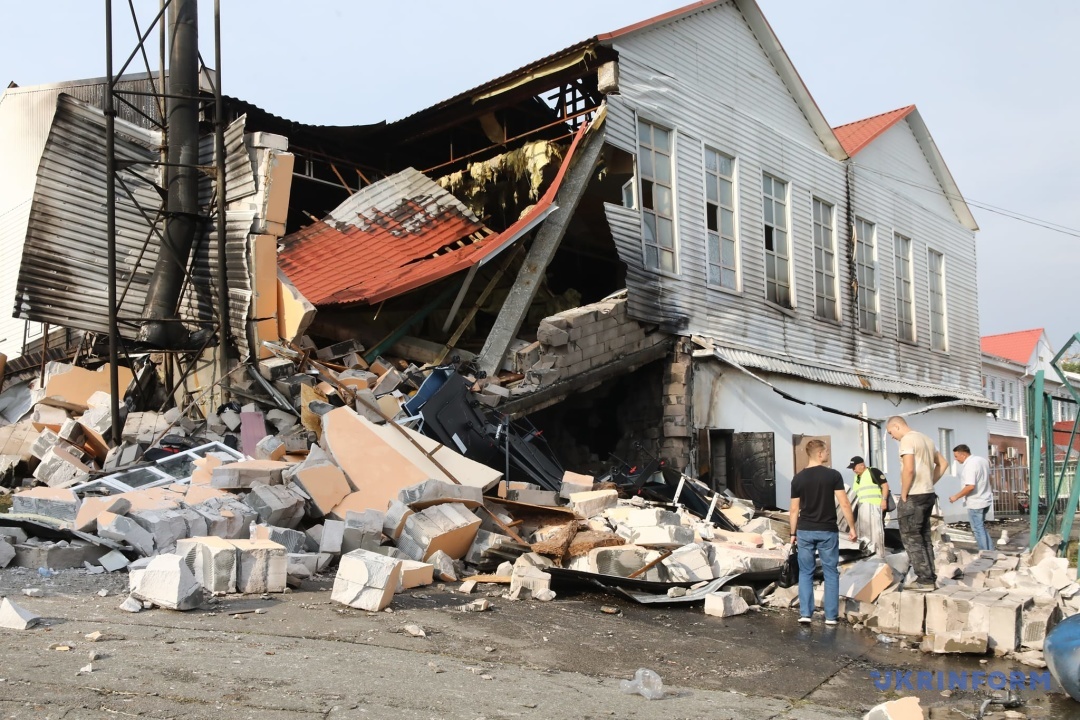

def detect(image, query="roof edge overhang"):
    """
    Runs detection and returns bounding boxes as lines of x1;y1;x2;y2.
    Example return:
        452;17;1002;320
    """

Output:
697;339;996;411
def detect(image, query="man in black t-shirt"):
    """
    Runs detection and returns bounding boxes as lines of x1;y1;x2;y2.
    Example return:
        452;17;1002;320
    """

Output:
789;439;857;625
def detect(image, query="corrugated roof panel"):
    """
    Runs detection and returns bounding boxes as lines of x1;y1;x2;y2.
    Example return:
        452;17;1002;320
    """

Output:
279;121;591;307
832;105;915;156
711;345;997;409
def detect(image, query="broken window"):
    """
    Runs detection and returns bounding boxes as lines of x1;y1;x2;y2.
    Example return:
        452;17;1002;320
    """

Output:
855;217;879;333
637;120;676;274
812;198;837;320
762;174;790;307
704;148;737;289
894;233;915;342
928;248;948;351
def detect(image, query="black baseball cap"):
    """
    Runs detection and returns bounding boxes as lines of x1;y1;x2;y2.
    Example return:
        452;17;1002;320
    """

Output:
847;456;864;470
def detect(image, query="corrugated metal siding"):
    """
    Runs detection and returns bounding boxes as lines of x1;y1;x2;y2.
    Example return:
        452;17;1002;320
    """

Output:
849;120;980;392
713;345;996;408
15;94;256;357
603;0;982;398
0;76;164;361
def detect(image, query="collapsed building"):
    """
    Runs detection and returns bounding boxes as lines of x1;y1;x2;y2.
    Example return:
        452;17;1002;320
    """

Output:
3;2;1080;698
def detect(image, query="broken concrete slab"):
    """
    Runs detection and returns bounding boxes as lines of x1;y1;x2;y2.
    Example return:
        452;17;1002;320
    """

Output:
319;408;500;515
920;631;988;654
40;363;134;414
96;511;156;556
0;597;41;630
398;560;435;590
210;459;291;489
97;549;131;573
12;540;106;569
244;484;306;528
130;553;203;611
341;510;384;554
73;496;131;533
396;502;481;562
399;479;484;510
0;541;14;568
332;548;403;611
11;486;80;523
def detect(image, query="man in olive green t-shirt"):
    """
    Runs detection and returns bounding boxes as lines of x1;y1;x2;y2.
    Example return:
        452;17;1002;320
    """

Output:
886;416;948;591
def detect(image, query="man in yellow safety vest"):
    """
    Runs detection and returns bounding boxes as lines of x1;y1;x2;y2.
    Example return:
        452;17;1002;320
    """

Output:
847;456;891;517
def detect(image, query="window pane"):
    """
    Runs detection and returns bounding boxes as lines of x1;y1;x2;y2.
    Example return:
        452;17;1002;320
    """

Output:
705;149;718;172
656;217;674;249
654;185;673;216
717;155;733;176
638;121;651;145
641;180;654;210
645;244;658;269
654;155;671;184
707;205;719;232
720;179;733;206
706;174;718;203
722;237;736;266
721;268;736;288
639;151;653;178
660;249;675;272
653;126;671;150
708;234;720;262
774;229;787;256
708;263;721;285
721;208;734;236
643;212;656;243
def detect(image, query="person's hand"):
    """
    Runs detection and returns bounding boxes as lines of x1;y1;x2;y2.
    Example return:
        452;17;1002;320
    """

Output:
848;529;857;541
901;494;908;503
949;495;956;503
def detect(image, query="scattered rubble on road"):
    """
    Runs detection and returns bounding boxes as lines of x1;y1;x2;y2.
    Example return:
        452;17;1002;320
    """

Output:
1;334;1078;704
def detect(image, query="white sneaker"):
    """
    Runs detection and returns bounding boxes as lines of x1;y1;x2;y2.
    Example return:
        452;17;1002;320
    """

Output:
798;616;812;624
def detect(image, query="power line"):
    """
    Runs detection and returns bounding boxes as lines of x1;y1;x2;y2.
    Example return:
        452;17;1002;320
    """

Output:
851;162;1080;239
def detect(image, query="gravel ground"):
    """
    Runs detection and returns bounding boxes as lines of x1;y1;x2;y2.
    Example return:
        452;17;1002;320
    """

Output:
1;564;1077;720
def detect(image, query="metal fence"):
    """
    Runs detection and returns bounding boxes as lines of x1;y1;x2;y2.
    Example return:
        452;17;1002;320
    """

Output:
989;459;1079;517
989;459;1028;516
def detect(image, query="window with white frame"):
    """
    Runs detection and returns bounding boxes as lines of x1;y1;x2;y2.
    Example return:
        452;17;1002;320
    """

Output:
855;218;879;333
762;174;791;307
704;148;737;289
928;248;948;351
939;428;955;470
894;233;915;342
812;198;837;320
1005;380;1017;421
637;120;676;273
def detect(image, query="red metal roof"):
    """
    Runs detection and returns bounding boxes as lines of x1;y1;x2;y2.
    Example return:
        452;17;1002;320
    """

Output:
832;105;915;156
279;122;589;307
981;329;1044;366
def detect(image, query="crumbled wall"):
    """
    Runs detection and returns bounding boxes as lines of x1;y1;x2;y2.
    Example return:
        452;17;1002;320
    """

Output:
521;291;667;385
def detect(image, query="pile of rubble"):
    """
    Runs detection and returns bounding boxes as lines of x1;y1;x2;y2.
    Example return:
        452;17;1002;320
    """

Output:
0;340;792;623
768;530;1077;670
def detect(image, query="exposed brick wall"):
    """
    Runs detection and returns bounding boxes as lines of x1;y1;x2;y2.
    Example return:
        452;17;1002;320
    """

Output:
516;291;668;388
659;339;693;471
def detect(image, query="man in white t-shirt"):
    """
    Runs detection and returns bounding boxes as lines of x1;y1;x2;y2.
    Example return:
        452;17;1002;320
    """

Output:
949;444;994;551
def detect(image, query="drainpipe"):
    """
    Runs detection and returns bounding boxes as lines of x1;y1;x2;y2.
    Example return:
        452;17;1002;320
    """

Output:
138;0;199;348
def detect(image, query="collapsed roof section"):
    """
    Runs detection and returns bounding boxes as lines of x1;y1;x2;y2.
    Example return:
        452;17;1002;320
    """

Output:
278;122;590;308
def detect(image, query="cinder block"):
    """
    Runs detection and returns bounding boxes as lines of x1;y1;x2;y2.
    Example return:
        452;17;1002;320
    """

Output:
229;539;287;593
704;591;749;618
332;549;403;611
129;553;203;611
987;595;1029;653
920;631;988;654
12;487;80;522
838;559;894;603
569;489;618;518
1021;600;1062;650
244;484;306;528
177;536;238;595
627;525;695;548
97;511;155;556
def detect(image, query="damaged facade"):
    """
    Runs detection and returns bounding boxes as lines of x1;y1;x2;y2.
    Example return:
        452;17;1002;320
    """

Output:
6;2;1080;708
0;1;993;511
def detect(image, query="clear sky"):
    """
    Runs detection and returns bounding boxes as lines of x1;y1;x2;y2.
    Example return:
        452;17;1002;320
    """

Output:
2;1;1078;350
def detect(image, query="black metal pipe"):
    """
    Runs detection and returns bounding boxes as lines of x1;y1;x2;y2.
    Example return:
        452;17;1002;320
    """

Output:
105;0;122;445
214;0;230;382
139;0;199;348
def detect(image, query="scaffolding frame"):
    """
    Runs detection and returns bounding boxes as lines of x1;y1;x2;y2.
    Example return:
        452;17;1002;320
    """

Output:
104;0;230;444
